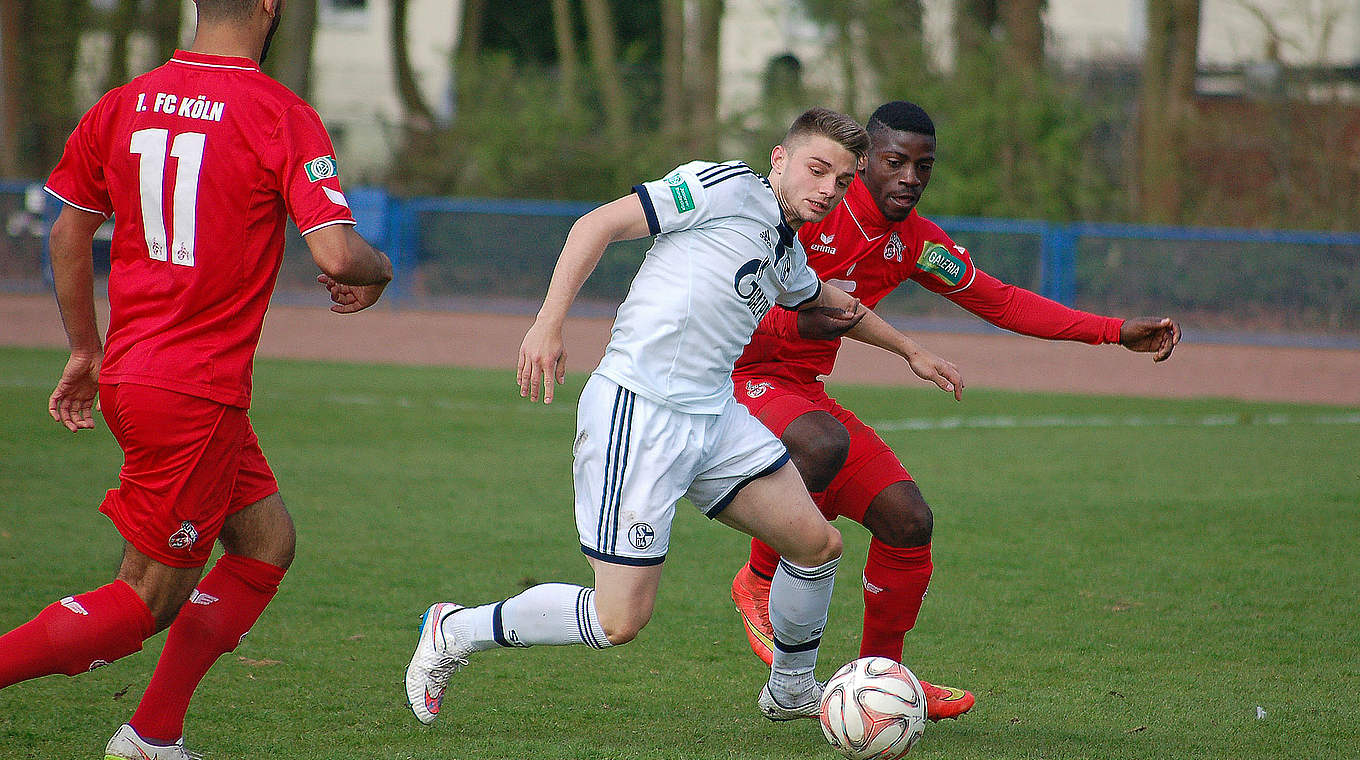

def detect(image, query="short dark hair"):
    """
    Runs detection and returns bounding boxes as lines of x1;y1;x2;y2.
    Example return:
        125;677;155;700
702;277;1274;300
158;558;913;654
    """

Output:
867;101;935;139
782;107;870;162
195;0;260;22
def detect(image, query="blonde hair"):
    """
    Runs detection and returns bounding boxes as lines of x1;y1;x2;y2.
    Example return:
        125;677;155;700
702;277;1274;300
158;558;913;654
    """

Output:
781;107;870;161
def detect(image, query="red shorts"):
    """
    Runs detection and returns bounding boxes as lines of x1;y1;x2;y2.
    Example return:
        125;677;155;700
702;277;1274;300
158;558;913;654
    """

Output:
98;383;279;568
733;374;911;523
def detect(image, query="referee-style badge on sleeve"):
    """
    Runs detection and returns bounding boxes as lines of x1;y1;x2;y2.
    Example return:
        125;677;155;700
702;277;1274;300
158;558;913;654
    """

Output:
304;155;339;182
665;172;695;214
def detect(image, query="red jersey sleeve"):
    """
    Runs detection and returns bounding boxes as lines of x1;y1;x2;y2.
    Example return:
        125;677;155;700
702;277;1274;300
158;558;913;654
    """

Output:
908;217;1122;345
270;104;355;235
762;305;802;340
946;266;1123;344
44;90;117;216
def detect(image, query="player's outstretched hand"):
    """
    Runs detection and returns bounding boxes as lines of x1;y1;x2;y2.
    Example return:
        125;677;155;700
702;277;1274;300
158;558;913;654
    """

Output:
317;274;386;314
797;300;866;340
49;350;101;432
518;319;566;404
906;347;964;401
1120;316;1181;362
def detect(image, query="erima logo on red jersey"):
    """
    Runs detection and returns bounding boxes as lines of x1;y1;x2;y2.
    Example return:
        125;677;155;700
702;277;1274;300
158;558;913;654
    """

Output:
809;232;836;255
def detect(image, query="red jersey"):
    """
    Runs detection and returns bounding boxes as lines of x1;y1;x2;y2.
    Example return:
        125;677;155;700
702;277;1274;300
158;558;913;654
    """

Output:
736;175;1123;385
45;50;354;407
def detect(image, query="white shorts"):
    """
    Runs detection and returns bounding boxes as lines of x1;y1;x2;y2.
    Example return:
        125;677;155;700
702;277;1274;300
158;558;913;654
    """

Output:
573;374;789;566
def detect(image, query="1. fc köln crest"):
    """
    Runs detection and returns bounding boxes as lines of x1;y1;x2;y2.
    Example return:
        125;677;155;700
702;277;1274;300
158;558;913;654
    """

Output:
883;231;905;262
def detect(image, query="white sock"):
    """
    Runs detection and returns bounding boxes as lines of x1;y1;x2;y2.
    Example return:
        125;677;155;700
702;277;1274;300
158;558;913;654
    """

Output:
768;556;838;699
447;583;612;652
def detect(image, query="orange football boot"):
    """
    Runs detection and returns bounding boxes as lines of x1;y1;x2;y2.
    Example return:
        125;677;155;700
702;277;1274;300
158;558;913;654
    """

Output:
731;563;775;666
918;680;975;721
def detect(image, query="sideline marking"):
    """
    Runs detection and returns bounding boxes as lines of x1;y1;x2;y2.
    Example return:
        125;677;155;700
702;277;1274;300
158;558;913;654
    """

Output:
871;412;1360;431
5;377;1356;427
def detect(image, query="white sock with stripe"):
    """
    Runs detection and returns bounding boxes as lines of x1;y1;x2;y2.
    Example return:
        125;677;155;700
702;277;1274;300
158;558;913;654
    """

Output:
449;583;612;652
767;556;838;702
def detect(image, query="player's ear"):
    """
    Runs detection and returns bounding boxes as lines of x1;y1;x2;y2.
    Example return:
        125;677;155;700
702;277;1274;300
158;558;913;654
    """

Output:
770;144;787;176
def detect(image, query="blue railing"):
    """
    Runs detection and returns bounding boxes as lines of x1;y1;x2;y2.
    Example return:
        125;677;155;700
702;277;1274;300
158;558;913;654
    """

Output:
5;180;1358;343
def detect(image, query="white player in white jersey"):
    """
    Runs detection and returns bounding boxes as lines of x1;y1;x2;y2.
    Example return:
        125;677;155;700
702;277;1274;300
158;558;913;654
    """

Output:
405;108;964;728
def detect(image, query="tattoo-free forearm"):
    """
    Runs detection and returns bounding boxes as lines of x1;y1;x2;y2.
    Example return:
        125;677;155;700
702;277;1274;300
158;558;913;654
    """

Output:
843;307;923;360
537;196;652;326
49;211;103;352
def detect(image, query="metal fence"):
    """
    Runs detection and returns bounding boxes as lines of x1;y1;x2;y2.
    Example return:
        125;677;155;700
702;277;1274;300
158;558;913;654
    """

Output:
5;180;1358;346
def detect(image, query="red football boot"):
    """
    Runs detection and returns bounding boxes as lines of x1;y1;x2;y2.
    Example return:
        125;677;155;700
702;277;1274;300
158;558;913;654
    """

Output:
918;679;975;720
730;563;775;666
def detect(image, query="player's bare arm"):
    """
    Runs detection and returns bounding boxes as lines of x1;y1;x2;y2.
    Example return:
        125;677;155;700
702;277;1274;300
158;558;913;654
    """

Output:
307;225;394;314
47;205;108;432
518;195;652;404
1120;316;1182;362
815;283;964;400
793;297;866;340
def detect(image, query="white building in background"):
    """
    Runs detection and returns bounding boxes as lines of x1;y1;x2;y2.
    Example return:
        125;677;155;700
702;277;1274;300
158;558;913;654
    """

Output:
293;0;457;181
85;0;1352;176
719;0;1360;115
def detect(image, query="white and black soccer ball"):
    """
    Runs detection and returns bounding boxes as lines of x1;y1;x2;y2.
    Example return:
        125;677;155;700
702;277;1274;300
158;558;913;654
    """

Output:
819;656;928;759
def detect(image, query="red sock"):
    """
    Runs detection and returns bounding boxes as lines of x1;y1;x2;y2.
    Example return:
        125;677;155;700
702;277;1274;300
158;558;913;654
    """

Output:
0;580;155;687
748;538;780;580
748;490;832;579
860;540;933;661
130;554;285;742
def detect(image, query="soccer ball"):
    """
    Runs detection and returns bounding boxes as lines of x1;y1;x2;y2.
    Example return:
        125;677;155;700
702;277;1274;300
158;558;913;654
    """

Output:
819;656;927;759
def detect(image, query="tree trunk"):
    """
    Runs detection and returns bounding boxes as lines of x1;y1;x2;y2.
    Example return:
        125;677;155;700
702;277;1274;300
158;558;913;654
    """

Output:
104;0;139;91
265;0;316;99
391;0;435;130
860;0;926;98
145;0;183;65
660;0;684;132
581;0;629;144
550;0;583;113
0;0;23;175
953;0;998;73
690;0;723;156
1137;0;1200;222
830;1;855;117
999;0;1044;78
15;0;84;176
454;0;486;118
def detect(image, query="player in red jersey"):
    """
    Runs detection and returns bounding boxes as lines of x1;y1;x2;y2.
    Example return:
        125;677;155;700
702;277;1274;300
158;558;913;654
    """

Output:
0;2;392;757
728;101;1181;720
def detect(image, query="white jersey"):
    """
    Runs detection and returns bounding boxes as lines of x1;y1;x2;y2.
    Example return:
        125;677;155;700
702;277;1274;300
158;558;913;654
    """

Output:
593;160;822;414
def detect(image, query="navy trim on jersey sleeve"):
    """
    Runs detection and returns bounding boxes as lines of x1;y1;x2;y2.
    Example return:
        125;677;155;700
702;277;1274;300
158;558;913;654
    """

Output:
705;451;791;518
789;281;823;311
632;184;661;236
580;545;667;567
697;162;755;188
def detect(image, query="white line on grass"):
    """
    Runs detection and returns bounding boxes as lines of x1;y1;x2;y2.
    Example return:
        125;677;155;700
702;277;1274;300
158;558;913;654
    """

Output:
5;377;1356;428
870;412;1360;431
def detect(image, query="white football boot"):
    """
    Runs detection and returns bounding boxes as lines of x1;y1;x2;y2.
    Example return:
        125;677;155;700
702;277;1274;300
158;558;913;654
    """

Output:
104;723;201;760
758;680;825;721
404;602;471;724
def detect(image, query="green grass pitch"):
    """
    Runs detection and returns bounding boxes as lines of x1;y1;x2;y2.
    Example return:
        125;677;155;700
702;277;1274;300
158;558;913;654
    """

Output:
1;345;1357;759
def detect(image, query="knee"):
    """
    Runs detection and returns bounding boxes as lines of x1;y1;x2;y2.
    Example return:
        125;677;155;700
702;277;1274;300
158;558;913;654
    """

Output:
787;523;842;568
271;519;297;570
598;609;650;646
866;483;933;547
787;419;850;493
220;494;296;570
